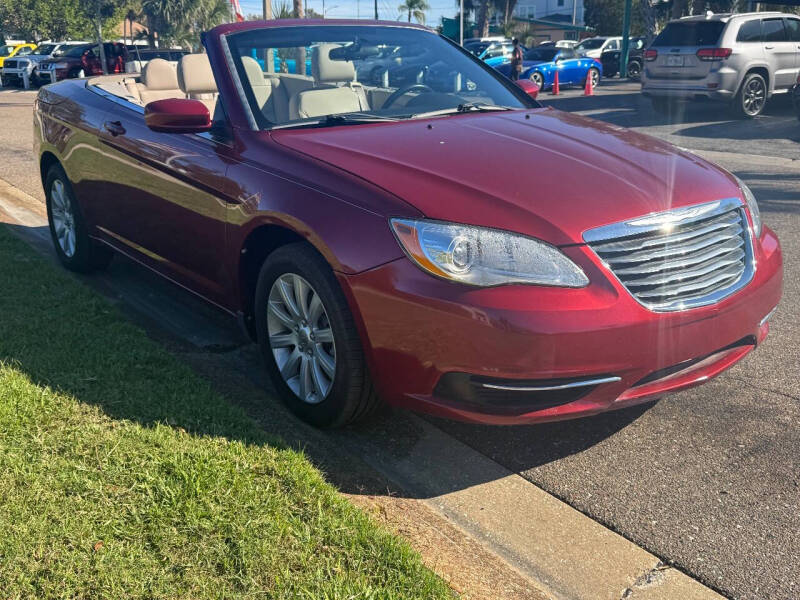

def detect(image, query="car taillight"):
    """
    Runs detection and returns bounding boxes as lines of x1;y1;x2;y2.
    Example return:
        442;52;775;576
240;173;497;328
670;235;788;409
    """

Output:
696;47;732;61
644;49;657;61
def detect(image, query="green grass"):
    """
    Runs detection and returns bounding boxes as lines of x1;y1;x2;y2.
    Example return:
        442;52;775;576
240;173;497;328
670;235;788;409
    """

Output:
0;227;453;600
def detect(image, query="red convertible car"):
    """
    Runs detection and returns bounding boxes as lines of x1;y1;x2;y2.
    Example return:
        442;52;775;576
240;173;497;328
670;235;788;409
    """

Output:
34;20;782;427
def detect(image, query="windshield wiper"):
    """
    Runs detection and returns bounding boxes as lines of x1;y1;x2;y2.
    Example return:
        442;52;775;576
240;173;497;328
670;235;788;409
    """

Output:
408;103;514;120
269;113;400;130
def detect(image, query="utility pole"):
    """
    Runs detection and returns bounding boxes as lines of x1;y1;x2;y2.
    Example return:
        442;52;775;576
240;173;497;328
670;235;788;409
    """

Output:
571;0;577;25
619;0;632;78
263;0;274;72
374;0;378;20
460;0;464;44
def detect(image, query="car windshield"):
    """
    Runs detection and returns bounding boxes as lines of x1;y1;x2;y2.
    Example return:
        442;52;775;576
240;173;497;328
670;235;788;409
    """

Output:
576;38;604;50
227;25;532;129
0;45;14;57
652;21;725;46
32;44;57;55
524;48;558;61
62;44;92;57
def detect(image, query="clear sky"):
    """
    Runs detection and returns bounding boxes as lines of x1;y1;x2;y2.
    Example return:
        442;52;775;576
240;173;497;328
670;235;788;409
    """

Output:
238;0;457;28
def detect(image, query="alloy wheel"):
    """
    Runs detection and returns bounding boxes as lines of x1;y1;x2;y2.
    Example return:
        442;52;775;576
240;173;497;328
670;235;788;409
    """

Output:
743;77;766;116
590;68;600;88
530;71;543;87
50;179;76;258
267;273;336;405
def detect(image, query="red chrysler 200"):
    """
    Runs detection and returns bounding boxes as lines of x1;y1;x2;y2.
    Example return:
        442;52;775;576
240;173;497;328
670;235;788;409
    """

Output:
33;21;782;427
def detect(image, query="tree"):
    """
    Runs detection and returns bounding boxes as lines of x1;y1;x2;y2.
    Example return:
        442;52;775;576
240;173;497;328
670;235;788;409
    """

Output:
398;0;429;23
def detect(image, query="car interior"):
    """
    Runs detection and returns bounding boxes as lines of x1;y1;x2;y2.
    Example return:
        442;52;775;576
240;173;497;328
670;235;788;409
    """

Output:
88;45;425;124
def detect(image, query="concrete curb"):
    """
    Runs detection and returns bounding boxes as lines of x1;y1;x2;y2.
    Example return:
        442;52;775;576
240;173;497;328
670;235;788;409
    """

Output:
0;178;725;600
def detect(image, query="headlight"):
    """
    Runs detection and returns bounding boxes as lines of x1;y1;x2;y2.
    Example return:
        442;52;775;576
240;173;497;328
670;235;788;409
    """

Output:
390;218;589;288
735;176;761;238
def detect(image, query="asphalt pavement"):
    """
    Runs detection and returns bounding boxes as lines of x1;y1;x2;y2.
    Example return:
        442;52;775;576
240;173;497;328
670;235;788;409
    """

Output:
1;80;798;599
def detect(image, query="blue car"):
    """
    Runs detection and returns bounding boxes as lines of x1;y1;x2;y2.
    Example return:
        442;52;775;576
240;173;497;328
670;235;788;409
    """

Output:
494;47;601;90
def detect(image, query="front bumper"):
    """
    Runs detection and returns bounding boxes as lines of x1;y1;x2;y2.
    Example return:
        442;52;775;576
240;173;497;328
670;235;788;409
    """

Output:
340;226;782;425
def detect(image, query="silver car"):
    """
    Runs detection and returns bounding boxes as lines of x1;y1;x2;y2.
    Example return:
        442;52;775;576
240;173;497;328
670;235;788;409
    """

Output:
641;12;800;117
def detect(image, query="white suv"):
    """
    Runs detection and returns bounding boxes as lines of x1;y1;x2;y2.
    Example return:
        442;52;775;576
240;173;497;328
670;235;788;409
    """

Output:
1;41;87;87
641;12;800;117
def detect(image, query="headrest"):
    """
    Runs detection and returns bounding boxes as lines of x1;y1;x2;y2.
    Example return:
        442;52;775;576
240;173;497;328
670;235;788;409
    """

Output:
141;58;178;91
241;55;266;87
178;54;217;95
312;44;355;84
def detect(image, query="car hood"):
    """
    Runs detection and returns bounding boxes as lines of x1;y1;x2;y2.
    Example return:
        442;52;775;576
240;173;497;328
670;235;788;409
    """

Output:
270;108;741;246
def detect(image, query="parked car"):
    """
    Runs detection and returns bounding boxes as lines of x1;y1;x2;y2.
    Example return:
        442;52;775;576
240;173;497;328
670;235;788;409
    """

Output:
0;42;35;72
34;20;782;429
1;41;87;87
538;40;579;49
575;36;622;58
125;47;190;73
494;46;602;90
600;36;646;79
641;12;800;117
791;72;800;119
35;42;128;84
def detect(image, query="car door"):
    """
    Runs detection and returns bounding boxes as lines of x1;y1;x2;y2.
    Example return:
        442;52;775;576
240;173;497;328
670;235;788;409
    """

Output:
784;18;800;83
558;49;582;84
96;101;238;306
761;17;795;89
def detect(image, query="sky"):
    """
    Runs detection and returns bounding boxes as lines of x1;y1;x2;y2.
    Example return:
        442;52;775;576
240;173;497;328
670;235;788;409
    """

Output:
237;0;458;28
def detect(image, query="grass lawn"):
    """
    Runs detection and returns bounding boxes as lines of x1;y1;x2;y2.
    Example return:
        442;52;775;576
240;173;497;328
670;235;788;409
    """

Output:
0;226;453;599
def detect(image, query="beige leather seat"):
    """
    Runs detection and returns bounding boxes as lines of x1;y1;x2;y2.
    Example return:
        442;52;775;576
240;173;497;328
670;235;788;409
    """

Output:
241;56;280;123
177;54;218;114
289;44;369;120
137;58;182;104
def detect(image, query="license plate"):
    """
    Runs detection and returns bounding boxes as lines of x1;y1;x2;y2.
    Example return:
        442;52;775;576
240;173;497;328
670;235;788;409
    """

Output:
666;55;684;67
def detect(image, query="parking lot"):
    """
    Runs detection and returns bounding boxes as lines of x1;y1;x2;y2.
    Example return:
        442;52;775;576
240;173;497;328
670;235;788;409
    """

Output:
1;81;798;599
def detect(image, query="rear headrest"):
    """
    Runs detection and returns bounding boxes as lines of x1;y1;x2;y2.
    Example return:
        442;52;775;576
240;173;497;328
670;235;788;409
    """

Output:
241;55;265;87
178;54;217;95
141;58;178;91
312;44;355;84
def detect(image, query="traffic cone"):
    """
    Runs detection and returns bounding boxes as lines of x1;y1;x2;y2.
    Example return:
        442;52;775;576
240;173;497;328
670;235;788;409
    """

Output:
584;71;594;96
551;71;559;95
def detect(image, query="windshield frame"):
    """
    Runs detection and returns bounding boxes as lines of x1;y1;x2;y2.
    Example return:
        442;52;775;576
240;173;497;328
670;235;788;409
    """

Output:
222;24;538;132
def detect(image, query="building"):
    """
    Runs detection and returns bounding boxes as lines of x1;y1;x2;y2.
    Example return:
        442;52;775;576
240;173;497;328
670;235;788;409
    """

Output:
511;0;584;30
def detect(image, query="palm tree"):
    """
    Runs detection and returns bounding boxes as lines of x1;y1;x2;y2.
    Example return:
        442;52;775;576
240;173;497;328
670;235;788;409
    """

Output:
398;0;429;24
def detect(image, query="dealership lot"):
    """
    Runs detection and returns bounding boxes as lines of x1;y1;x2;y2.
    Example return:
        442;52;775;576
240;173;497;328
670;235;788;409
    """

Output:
1;83;798;599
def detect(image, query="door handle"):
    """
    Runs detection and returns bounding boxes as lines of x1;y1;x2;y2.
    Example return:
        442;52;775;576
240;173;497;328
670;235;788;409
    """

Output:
103;121;126;136
764;45;775;50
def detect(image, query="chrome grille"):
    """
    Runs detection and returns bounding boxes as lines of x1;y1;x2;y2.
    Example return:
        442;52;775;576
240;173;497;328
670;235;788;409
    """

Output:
584;198;754;312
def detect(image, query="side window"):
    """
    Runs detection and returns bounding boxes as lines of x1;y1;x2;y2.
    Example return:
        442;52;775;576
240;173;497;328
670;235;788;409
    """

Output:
20;47;33;55
762;18;787;42
606;40;618;50
737;19;762;43
785;19;800;42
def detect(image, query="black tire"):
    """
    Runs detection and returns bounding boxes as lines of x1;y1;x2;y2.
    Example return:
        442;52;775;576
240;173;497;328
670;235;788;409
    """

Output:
254;243;380;428
45;164;113;273
733;72;767;118
626;60;642;80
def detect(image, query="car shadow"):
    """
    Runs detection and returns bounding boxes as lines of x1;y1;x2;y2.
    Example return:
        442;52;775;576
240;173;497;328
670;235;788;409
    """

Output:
2;221;647;501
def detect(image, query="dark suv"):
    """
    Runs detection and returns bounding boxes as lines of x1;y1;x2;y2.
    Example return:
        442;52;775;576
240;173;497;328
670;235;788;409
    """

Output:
601;36;646;79
35;43;128;84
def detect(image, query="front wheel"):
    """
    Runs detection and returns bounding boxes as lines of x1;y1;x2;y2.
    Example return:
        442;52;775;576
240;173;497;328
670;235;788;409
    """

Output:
529;71;544;88
45;164;113;273
255;243;380;428
733;72;767;118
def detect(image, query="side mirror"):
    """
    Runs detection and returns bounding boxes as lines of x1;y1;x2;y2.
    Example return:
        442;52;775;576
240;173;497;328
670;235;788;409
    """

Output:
144;98;212;134
516;79;539;100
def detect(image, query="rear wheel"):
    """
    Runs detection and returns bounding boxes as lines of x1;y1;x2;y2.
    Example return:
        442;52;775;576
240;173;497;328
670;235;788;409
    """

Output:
626;60;642;80
45;164;113;273
733;72;767;118
529;71;544;88
585;67;600;89
255;243;380;428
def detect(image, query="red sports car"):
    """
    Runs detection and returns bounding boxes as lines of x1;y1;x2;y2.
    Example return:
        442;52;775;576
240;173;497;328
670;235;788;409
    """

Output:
33;20;782;427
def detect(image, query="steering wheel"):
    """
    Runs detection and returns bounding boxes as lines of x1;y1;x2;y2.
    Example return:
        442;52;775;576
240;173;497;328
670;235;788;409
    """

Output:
382;83;434;109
